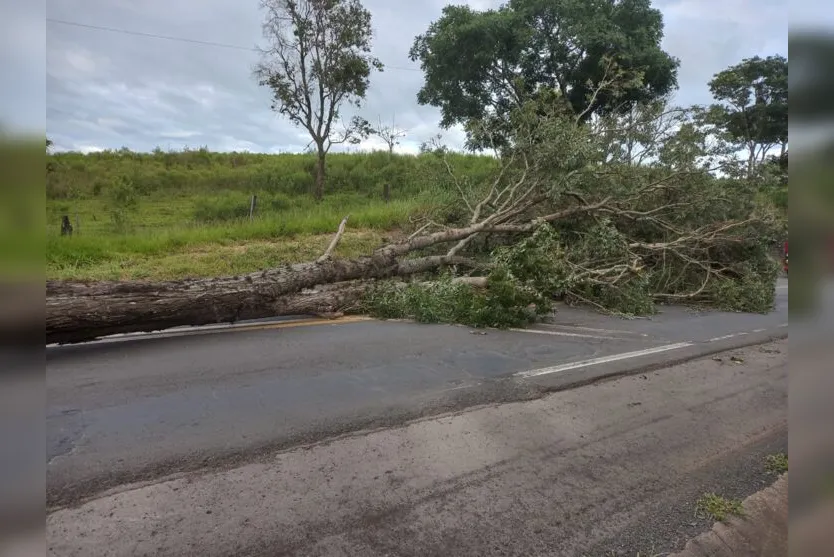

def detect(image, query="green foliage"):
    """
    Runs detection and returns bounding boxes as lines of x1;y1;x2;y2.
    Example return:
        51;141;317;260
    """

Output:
107;176;139;232
46;148;498;201
765;453;788;474
695;493;745;522
192;192;258;223
409;0;679;147
704;55;788;175
492;225;572;296
364;269;547;329
709;275;777;314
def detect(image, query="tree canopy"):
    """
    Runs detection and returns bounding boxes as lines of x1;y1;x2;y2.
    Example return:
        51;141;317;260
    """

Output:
255;0;382;200
703;54;788;176
409;0;680;148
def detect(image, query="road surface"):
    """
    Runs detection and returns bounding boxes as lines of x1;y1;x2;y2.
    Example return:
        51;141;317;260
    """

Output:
47;279;787;508
47;339;788;556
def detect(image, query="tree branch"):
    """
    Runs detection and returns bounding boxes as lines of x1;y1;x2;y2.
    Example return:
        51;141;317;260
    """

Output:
317;215;350;262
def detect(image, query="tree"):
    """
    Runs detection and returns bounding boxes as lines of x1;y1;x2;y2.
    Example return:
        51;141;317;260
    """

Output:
409;0;679;148
371;114;407;156
47;86;780;343
254;0;383;200
704;55;788;178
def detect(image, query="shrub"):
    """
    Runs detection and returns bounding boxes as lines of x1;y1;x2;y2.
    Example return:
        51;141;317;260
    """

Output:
192;192;253;223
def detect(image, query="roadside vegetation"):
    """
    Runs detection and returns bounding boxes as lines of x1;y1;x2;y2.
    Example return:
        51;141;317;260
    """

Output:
765;453;788;474
46;150;497;279
46;0;789;342
695;493;746;522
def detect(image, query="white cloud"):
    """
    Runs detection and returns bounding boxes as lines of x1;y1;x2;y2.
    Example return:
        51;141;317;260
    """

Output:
43;0;788;153
159;130;201;139
76;144;105;154
65;49;98;74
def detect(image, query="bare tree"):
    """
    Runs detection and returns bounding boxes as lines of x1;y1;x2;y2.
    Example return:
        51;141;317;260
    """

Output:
254;0;382;201
371;114;407;156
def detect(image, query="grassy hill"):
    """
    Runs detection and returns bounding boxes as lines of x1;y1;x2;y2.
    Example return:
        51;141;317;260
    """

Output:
46;148;498;280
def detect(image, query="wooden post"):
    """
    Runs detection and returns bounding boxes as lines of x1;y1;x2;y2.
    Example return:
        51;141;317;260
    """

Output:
383;183;390;204
61;215;73;236
249;195;257;221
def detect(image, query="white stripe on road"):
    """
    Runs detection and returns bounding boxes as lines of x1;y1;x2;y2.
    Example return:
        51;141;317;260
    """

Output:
536;324;650;336
508;328;614;340
708;332;749;342
515;342;693;379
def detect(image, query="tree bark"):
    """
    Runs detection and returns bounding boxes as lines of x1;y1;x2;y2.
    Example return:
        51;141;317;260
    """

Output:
314;148;326;201
45;252;480;344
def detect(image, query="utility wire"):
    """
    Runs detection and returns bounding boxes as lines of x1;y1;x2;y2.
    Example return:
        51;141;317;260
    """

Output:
46;17;423;72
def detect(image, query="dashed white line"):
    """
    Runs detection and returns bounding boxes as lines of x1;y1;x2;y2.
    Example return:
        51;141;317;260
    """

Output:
514;342;694;379
708;332;749;342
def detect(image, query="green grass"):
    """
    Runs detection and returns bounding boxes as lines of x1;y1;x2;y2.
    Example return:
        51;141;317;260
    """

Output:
46;199;411;280
45;147;499;280
765;453;788;474
695;493;745;522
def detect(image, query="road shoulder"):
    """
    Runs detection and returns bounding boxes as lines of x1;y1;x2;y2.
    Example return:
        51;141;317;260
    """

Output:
671;473;788;557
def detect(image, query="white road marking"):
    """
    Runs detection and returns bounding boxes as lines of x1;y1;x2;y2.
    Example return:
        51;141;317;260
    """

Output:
708;332;749;342
536;324;649;336
508;328;614;340
778;323;788;328
752;328;766;333
514;342;693;379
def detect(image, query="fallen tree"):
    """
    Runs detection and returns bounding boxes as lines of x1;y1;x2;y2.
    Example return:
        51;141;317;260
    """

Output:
46;81;784;344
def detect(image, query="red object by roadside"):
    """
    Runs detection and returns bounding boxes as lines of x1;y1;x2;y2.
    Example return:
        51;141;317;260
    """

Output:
783;241;788;274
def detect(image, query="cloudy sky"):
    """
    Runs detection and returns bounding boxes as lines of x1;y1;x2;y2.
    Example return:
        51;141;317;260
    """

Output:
37;0;789;154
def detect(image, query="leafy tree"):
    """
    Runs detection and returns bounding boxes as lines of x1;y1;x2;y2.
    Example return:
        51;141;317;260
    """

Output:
704;55;788;178
254;0;382;200
409;0;679;148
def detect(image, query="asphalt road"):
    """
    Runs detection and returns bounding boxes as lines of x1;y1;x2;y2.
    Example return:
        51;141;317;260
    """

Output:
46;279;788;507
47;339;788;557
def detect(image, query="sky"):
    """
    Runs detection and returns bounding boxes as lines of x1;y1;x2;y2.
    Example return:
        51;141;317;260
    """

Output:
32;0;789;154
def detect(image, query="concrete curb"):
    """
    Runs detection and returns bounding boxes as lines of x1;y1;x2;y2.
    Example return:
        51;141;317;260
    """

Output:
522;327;788;392
671;473;788;557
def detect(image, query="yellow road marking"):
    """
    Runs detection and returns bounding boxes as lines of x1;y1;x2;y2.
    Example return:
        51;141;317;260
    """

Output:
221;315;374;334
72;315;377;346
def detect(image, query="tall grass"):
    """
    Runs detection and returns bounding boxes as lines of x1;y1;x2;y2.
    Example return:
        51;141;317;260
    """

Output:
47;147;498;200
48;198;418;263
45;147;498;280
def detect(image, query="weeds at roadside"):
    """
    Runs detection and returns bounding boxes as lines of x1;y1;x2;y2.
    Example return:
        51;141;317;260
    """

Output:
695;493;745;522
765;452;788;474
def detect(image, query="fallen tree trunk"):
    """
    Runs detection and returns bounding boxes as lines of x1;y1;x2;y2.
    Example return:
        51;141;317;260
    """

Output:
46;252;478;344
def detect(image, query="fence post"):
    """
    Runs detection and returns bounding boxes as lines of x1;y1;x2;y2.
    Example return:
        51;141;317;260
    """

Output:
383;183;390;204
249;195;257;221
60;215;73;236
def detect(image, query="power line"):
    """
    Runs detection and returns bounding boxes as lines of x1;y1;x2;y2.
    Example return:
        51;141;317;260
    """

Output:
46;17;422;72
